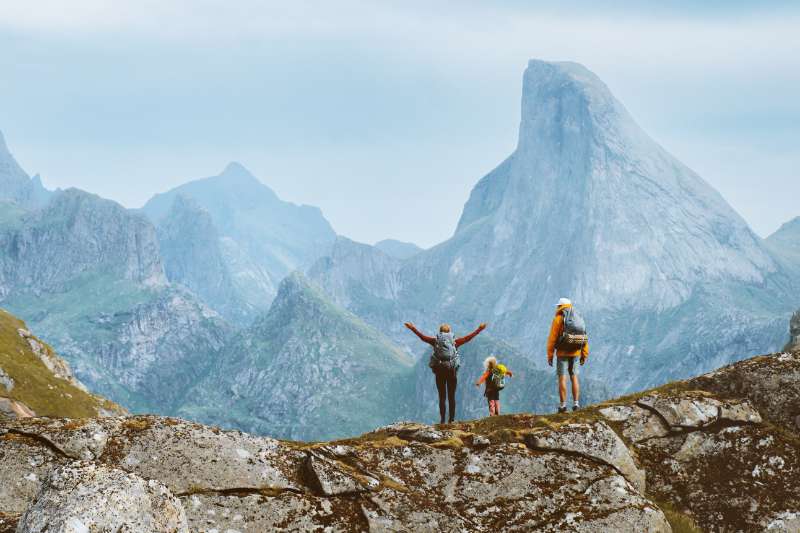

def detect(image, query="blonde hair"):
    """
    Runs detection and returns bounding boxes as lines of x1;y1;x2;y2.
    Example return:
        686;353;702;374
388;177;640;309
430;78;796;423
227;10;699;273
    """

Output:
439;324;451;333
483;356;497;370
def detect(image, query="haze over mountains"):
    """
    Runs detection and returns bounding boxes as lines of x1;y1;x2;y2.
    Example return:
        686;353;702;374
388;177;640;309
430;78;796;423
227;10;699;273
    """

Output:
0;59;798;440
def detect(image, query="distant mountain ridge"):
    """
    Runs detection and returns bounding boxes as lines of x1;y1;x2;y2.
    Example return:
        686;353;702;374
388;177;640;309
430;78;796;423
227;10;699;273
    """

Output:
0;131;52;211
141;162;337;323
375;239;423;260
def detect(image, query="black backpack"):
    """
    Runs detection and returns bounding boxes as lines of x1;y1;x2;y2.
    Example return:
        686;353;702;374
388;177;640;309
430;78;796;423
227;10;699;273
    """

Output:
557;307;588;350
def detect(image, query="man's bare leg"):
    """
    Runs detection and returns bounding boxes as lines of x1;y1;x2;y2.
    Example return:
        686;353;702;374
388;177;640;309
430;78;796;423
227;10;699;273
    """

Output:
571;374;580;406
558;375;568;405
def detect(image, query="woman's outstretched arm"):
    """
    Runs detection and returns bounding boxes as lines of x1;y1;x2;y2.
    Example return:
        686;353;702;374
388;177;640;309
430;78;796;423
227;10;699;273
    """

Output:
455;323;487;347
404;322;435;346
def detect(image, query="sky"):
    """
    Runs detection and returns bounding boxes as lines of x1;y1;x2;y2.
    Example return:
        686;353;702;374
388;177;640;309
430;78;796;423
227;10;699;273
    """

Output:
0;1;798;248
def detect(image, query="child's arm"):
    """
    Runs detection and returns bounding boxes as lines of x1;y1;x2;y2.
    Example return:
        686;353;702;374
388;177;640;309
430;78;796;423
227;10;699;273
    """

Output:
475;370;489;386
506;370;513;377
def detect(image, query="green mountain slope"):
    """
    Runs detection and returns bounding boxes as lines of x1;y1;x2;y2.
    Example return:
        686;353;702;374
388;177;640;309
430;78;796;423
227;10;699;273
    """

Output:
179;273;415;441
0;308;124;419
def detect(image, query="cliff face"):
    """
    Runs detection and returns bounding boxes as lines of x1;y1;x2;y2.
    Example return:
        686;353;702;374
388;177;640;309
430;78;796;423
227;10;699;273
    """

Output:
0;189;166;297
155;195;251;324
1;351;798;532
308;60;795;393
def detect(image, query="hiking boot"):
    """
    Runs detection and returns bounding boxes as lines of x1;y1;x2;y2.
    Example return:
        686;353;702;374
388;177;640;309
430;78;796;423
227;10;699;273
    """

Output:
558;406;568;414
572;404;580;412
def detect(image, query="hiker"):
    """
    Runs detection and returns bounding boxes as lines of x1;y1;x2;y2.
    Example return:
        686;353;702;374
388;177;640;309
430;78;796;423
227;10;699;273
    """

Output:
404;321;487;424
547;298;589;413
475;356;513;416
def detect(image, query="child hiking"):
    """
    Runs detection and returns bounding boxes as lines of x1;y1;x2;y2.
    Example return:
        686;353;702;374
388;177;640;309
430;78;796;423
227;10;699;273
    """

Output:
475;356;513;416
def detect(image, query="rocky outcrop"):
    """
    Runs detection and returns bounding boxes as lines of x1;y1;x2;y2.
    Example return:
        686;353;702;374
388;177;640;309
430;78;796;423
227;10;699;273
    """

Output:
17;462;187;533
786;310;800;352
1;351;798;531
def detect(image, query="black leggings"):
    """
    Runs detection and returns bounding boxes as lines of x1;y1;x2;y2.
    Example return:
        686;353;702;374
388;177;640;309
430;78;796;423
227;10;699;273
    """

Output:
435;368;458;423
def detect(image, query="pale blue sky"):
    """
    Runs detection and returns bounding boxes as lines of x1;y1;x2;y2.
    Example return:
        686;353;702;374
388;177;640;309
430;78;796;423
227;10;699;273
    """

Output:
0;1;798;247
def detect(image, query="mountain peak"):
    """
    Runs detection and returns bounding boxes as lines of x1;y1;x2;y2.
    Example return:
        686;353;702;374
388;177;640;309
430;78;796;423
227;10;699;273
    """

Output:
221;161;251;176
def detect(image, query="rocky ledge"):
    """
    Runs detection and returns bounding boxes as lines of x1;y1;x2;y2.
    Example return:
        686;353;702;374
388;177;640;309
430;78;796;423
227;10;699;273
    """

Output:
1;351;799;532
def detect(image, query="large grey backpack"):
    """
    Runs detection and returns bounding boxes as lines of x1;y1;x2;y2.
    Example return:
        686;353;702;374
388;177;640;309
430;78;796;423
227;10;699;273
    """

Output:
557;307;588;350
431;331;460;370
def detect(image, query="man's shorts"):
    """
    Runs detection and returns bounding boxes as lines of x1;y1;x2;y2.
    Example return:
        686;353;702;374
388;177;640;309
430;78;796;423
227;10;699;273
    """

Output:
556;356;579;376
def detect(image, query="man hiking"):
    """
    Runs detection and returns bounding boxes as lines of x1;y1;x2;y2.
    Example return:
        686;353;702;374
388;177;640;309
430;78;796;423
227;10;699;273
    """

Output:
547;298;589;413
405;321;487;424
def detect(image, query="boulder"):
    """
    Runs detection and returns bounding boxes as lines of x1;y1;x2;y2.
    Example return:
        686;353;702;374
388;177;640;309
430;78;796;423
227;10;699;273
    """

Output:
304;452;370;496
600;404;670;443
688;351;800;432
16;462;187;532
0;399;34;419
525;422;646;493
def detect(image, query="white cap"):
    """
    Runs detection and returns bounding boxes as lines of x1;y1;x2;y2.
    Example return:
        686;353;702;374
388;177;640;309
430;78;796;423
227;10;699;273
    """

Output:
557;298;572;306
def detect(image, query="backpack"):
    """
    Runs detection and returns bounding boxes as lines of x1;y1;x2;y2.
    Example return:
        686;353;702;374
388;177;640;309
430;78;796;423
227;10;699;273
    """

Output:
430;332;460;370
557;307;589;350
487;367;506;391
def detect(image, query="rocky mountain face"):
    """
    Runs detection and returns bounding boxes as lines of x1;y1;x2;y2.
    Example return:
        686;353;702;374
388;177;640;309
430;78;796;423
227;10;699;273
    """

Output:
308;60;796;393
0;131;51;211
374;239;423;260
178;273;416;441
142;162;337;322
0;189;165;298
155;194;250;324
766;216;800;278
0;186;233;415
0;309;125;421
1;351;798;532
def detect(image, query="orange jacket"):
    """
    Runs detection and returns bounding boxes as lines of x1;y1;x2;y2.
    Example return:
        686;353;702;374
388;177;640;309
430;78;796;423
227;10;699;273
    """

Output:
475;368;513;386
547;304;589;360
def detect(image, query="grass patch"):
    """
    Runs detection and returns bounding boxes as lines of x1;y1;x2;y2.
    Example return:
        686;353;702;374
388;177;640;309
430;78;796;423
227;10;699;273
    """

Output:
0;308;119;418
655;500;702;533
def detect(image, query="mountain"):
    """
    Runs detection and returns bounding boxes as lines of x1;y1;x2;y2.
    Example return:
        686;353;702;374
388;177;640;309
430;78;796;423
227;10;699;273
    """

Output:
0;308;125;420
178;272;415;441
142;162;337;320
308;60;795;393
3;350;799;532
0;188;233;414
0;130;52;210
766;216;800;276
154;194;251;324
375;239;423;260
